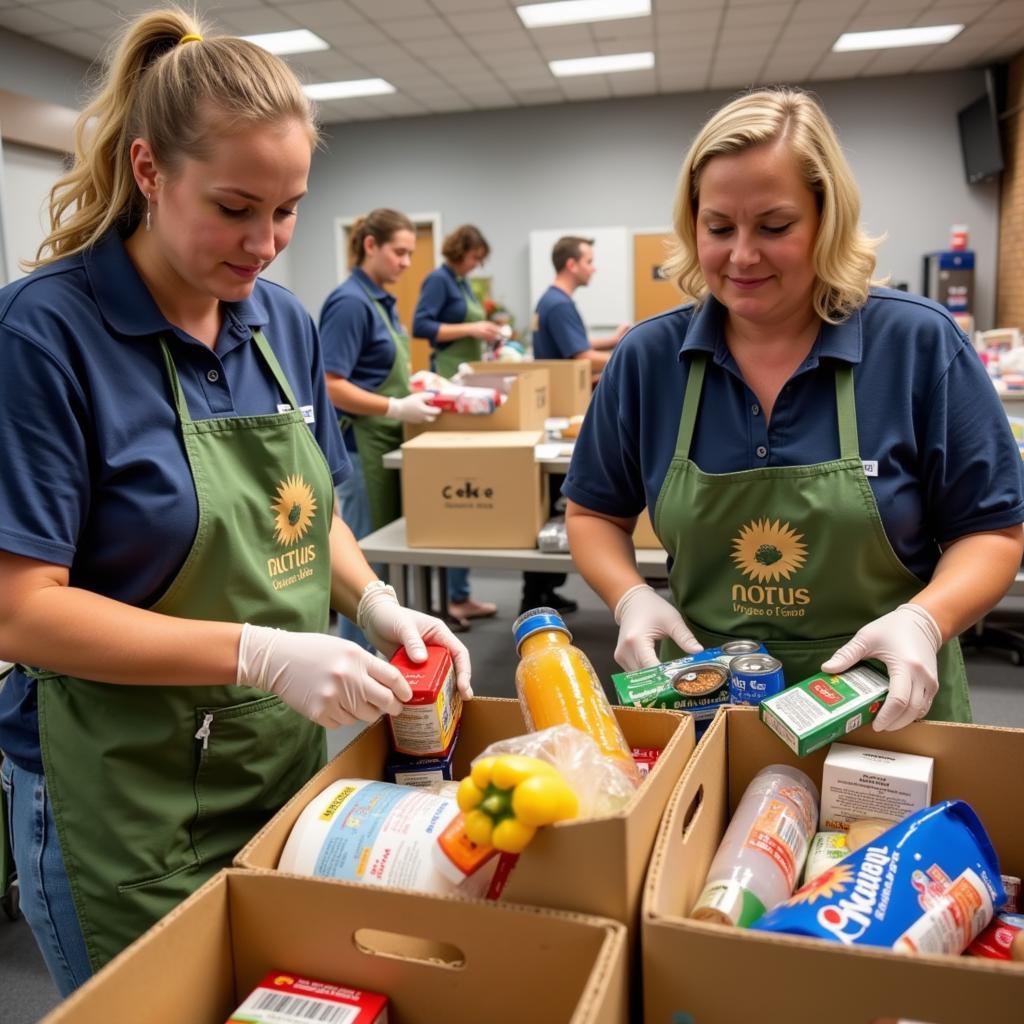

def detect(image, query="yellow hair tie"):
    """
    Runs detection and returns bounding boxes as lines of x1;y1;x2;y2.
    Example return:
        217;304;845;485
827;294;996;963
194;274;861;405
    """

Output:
179;33;203;45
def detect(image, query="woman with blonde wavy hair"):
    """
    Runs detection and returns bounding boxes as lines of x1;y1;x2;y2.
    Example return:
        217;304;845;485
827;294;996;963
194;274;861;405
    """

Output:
564;87;1023;734
0;6;470;992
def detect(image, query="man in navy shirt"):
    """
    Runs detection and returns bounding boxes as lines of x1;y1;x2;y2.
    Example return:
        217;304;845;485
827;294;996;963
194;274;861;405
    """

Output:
531;236;628;379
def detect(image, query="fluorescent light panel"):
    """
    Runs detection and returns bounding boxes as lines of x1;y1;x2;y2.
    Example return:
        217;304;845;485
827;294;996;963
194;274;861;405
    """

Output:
241;29;329;56
550;51;654;76
303;79;396;100
832;24;963;52
518;0;650;29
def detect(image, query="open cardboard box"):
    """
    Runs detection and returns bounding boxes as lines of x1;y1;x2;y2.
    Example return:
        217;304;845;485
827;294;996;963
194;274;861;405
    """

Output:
643;706;1024;1023
236;697;693;942
468;359;591;417
404;366;549;438
44;869;627;1024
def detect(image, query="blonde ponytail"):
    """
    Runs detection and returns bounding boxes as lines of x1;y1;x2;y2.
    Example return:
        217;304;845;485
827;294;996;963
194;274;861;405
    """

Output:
28;6;318;269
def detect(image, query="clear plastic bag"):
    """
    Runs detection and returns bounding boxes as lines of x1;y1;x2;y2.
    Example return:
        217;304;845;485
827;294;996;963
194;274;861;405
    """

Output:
469;724;637;819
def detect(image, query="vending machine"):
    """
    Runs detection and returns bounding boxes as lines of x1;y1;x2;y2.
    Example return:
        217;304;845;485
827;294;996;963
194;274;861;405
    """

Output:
921;249;974;332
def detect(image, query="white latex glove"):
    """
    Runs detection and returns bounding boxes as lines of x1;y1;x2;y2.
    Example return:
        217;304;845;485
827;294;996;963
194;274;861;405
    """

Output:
357;585;473;698
386;392;440;424
820;603;942;733
613;584;703;672
237;624;413;728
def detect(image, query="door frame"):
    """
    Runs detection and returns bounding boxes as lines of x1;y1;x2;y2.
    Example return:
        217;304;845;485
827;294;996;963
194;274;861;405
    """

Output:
334;211;443;283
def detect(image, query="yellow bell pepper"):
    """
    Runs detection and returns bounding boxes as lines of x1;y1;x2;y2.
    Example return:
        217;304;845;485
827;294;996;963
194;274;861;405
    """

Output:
456;754;578;854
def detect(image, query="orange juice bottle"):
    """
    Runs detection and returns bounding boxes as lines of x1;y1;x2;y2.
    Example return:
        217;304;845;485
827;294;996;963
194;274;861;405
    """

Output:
513;607;640;786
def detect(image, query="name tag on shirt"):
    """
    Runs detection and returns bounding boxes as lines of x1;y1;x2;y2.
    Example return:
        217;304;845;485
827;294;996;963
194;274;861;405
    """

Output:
862;460;878;477
277;403;316;425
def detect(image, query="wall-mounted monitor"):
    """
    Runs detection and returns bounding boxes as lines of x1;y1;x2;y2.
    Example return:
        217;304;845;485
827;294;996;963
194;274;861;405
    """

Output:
957;88;1004;185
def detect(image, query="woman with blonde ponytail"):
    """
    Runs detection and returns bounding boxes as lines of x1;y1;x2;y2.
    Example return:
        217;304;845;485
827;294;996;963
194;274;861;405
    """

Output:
0;7;470;991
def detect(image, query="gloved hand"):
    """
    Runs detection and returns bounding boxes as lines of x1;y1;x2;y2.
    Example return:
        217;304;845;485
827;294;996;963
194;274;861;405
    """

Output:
237;624;413;728
821;603;942;732
387;392;441;424
357;584;473;698
613;583;703;672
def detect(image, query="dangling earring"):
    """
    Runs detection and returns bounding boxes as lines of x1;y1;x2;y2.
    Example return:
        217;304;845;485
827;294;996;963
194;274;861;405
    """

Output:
145;194;152;232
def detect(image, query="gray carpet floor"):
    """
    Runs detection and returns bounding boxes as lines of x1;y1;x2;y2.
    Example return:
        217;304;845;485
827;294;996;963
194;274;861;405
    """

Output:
5;569;1024;1022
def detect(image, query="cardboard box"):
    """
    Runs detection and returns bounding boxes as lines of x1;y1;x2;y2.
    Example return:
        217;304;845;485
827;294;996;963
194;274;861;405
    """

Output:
44;870;628;1024
405;366;549;438
643;707;1024;1023
401;431;547;548
236;697;693;941
469;359;591;417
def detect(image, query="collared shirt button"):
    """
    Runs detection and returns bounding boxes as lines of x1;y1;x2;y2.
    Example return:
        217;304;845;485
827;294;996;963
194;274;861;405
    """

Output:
751;403;760;416
756;445;768;458
207;369;220;383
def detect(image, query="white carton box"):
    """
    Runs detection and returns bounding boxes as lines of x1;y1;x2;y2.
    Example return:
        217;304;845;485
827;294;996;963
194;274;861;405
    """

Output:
819;742;933;832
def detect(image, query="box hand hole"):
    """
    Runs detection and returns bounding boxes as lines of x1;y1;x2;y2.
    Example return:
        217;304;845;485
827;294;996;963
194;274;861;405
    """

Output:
353;928;466;970
680;784;704;843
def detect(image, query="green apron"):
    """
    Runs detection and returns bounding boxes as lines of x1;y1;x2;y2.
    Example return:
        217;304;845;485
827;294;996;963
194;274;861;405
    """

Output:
348;283;411;531
31;330;331;970
433;273;485;379
653;353;971;722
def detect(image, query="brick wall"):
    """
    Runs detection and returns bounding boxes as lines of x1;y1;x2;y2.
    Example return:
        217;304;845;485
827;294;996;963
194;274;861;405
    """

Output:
998;52;1024;329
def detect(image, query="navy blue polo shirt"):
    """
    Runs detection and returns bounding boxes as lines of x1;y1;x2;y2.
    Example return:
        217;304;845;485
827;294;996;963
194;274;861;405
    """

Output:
0;231;349;772
319;267;401;451
412;264;473;349
564;289;1024;583
532;286;589;360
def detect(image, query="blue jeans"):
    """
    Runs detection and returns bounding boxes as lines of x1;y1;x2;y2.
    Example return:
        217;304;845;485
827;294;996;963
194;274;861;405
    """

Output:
1;757;92;996
336;450;381;650
448;567;471;603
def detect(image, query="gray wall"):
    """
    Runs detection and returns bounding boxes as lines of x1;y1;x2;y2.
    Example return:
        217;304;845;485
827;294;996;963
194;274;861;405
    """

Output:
0;30;90;109
290;69;999;330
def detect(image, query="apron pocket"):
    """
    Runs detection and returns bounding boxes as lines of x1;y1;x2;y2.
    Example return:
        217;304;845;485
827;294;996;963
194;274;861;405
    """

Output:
189;695;324;866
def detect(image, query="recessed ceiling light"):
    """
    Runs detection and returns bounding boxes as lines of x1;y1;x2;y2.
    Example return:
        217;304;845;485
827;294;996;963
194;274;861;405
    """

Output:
832;24;963;52
240;29;330;56
549;51;654;77
518;0;650;29
303;79;397;100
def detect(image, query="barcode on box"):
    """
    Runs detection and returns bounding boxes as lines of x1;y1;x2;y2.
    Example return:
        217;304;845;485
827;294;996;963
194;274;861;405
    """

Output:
242;990;360;1022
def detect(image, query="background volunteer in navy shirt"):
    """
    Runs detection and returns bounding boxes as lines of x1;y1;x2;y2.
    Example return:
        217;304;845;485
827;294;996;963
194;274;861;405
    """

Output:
412;223;504;376
531;235;629;380
0;10;470;994
412;224;500;623
318;209;440;646
564;87;1024;734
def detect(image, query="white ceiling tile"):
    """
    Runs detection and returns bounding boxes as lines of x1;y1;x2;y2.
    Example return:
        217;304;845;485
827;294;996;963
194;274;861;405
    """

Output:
608;68;658;95
657;68;710;91
559;76;613;99
708;66;761;89
367;93;431;114
448;9;522;33
402;34;474;57
598;36;654;54
858;0;932;13
287;51;368;79
512;86;565;105
350;0;436;17
655;9;724;34
760;56;818;81
461;28;536;53
280;1;367;30
216;8;303;34
591;16;655;40
483;47;548;70
335;42;414;66
537;38;600;58
34;0;120;29
375;15;452;41
422;96;476;111
723;3;791;29
0;6;73;33
858;49;929;75
429;0;512;10
529;23;598;46
807;50;877;79
983;1;1024;22
464;84;517;103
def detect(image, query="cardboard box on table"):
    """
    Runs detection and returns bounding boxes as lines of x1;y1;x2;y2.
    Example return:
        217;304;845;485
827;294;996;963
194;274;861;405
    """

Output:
401;431;547;548
631;508;664;551
404;366;549;439
468;359;591;417
642;706;1024;1024
43;869;628;1024
236;697;694;945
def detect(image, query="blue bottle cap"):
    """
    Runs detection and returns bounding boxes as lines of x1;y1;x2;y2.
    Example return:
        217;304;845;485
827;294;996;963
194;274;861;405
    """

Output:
513;606;571;652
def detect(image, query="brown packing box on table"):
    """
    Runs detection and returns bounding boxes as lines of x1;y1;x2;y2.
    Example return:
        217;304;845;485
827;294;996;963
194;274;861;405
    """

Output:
404;365;549;438
236;697;693;943
401;430;547;548
642;706;1024;1024
43;869;628;1024
468;359;591;417
632;507;664;551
